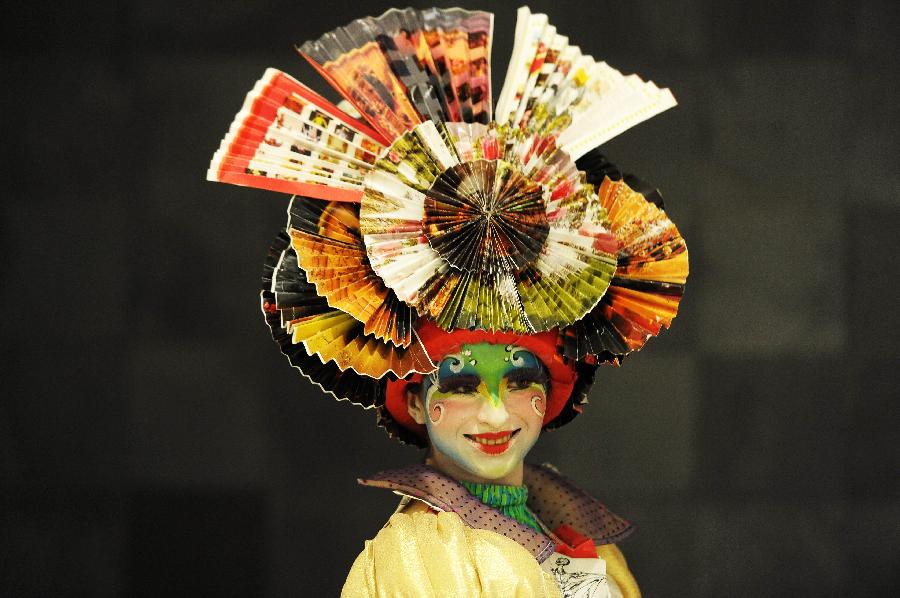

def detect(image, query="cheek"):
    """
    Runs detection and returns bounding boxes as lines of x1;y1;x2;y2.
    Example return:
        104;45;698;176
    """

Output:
505;389;547;425
427;397;477;429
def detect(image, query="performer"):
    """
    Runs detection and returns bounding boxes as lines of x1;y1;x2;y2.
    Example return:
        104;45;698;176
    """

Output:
342;322;642;597
210;6;689;597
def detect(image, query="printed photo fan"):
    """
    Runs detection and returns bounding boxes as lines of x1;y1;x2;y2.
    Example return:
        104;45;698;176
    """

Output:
209;5;689;428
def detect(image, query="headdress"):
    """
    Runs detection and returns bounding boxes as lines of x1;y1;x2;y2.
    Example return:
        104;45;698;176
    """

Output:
210;6;689;446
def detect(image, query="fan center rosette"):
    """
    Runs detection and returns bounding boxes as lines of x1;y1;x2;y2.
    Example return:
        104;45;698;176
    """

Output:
424;159;550;273
359;120;619;333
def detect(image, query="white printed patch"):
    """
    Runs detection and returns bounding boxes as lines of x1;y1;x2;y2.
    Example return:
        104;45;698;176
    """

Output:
540;553;611;598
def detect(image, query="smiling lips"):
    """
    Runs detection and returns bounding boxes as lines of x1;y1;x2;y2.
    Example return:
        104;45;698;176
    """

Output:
465;429;521;455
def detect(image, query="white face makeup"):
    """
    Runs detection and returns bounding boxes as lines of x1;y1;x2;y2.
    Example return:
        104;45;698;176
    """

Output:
411;342;549;482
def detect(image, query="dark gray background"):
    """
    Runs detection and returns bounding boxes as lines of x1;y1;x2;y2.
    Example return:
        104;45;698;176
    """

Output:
3;0;899;596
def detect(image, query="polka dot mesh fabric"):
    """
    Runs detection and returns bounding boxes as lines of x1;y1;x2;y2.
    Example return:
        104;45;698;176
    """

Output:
522;463;634;545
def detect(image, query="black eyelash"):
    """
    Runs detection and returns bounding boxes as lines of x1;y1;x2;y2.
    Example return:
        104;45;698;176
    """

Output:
437;374;480;394
506;366;549;388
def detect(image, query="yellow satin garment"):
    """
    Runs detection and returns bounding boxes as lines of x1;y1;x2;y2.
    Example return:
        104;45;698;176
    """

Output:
597;544;641;598
342;511;563;597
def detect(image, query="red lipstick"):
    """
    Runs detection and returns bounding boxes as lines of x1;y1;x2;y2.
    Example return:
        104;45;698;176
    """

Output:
465;429;520;455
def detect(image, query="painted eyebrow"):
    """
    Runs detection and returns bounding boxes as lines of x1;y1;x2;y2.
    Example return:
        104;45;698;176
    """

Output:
437;374;481;393
505;366;549;386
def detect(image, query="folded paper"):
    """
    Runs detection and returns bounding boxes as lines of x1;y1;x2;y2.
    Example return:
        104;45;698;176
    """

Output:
210;6;689;443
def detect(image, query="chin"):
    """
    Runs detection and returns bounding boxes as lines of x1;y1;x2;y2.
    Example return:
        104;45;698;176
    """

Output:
467;461;515;480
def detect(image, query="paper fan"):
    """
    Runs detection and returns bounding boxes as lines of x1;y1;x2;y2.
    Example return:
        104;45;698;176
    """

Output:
262;235;434;446
208;68;387;202
560;178;688;362
359;120;618;333
284;197;420;348
261;233;378;407
299;7;493;137
495;6;676;160
263;231;434;378
210;5;688;439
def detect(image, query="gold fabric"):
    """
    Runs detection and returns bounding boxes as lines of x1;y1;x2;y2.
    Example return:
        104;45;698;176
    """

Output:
342;511;563;597
596;544;641;598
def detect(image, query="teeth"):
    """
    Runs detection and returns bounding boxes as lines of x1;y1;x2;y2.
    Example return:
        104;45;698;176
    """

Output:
473;435;511;445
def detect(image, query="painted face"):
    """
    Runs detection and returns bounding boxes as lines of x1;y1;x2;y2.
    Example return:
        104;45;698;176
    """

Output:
421;342;549;481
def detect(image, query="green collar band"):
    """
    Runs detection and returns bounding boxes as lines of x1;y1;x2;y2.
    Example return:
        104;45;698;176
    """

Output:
460;480;543;532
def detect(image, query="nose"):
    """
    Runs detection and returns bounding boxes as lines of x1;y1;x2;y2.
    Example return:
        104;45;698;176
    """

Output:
477;396;510;428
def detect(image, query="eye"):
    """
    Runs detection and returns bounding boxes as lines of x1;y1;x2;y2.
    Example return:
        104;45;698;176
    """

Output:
507;377;542;391
505;366;548;392
447;384;478;394
437;374;480;395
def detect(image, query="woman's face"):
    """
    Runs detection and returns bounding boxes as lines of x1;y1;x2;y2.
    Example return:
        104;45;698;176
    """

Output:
416;342;549;481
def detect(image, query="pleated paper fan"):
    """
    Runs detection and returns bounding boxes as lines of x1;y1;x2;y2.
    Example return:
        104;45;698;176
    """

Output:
495;6;676;159
266;232;434;378
560;178;688;363
263;247;427;446
300;7;493;134
208;68;387;202
285;198;418;348
210;5;689;440
262;234;377;404
359;120;618;333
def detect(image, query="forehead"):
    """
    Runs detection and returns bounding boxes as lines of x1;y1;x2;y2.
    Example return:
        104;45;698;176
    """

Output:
436;342;542;379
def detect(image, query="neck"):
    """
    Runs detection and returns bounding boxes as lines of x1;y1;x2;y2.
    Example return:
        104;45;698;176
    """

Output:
426;451;525;486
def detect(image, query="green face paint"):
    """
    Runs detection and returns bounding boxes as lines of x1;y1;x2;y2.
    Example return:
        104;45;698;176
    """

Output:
424;343;548;408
